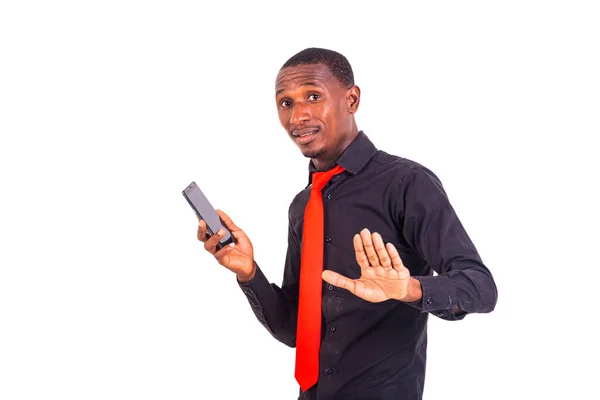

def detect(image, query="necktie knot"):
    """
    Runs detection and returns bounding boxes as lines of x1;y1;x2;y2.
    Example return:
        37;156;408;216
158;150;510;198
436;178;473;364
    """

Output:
311;165;345;191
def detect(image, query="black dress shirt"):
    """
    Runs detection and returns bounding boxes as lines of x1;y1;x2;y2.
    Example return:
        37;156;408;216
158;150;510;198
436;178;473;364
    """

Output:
238;131;497;399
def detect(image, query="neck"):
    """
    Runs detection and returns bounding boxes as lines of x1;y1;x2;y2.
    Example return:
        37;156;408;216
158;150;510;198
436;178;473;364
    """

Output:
312;124;359;170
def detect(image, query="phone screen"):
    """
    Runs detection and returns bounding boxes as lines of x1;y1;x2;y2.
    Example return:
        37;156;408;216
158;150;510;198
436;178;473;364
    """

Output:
182;182;232;243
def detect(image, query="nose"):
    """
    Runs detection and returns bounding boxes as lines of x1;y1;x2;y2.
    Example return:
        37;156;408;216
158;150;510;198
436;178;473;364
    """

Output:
290;103;311;126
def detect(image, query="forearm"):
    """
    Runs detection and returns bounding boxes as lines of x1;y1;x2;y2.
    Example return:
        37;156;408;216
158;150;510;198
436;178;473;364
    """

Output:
398;168;498;320
408;264;497;319
238;262;298;347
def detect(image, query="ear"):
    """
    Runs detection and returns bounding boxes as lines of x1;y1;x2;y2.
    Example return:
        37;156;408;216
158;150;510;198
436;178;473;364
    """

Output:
347;85;361;114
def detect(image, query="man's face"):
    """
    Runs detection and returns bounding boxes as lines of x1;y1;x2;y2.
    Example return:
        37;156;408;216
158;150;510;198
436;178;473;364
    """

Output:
275;64;357;160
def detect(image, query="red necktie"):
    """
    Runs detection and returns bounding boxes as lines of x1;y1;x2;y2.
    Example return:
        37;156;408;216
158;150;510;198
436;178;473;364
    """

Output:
295;164;345;392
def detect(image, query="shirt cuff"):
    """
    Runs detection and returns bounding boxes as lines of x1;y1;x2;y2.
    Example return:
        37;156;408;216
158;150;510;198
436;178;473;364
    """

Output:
408;275;464;320
237;262;275;309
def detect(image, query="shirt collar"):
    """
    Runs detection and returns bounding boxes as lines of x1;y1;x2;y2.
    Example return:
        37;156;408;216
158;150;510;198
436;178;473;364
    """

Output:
307;131;378;186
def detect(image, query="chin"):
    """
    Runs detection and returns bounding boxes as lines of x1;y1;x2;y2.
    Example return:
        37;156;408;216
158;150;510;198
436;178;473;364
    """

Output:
300;145;327;159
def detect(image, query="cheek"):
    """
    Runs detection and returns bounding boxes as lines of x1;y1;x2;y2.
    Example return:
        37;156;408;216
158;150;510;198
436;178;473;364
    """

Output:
328;101;349;133
321;105;341;133
336;100;347;120
316;104;333;126
277;110;289;127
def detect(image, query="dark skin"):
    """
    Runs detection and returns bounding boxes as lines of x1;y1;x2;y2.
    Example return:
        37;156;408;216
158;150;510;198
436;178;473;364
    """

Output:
197;63;424;304
274;64;360;170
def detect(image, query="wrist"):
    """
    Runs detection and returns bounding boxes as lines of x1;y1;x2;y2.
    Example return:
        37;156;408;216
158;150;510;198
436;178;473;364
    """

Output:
237;262;257;283
401;277;423;303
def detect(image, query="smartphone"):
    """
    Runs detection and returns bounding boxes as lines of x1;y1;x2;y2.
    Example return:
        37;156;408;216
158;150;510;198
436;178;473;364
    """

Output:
182;181;236;250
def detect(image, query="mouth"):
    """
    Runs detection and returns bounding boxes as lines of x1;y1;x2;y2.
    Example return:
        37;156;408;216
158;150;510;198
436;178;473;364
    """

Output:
291;127;320;145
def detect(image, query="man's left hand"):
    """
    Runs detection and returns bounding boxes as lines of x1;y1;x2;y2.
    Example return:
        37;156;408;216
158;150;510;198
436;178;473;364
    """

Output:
322;229;423;303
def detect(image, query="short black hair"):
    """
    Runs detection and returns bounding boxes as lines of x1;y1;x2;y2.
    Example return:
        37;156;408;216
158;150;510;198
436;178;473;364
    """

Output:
280;47;355;88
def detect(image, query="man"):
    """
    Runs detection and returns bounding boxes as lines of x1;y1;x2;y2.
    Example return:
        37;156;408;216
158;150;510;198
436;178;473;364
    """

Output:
196;48;497;399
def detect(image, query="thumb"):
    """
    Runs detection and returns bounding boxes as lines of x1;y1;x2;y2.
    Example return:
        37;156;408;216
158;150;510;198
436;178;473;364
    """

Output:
216;209;239;231
216;209;248;241
322;270;357;295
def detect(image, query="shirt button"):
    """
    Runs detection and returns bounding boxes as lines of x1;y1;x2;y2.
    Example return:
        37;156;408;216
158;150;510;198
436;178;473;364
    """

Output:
426;297;433;306
330;326;336;332
327;285;334;291
325;368;333;375
325;236;332;244
327;194;332;200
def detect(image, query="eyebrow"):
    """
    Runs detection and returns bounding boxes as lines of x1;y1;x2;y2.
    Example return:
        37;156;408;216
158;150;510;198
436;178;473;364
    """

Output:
276;81;322;96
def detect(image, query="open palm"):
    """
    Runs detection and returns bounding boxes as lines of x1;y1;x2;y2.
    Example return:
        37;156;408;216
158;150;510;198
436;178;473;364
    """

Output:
322;229;412;303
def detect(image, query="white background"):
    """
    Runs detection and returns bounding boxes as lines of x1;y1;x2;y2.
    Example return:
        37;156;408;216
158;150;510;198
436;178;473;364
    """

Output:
1;1;599;399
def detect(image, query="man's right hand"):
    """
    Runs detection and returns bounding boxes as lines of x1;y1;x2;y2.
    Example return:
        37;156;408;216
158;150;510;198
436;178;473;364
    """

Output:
197;209;256;283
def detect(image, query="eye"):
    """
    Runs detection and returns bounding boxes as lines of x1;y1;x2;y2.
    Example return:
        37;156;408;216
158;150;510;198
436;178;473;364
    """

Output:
308;93;320;101
280;99;291;108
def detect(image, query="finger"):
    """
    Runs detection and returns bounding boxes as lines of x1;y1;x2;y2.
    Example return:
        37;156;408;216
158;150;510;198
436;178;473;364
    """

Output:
386;243;409;277
197;220;209;242
322;270;359;295
372;233;392;268
360;228;380;267
217;209;238;231
217;209;247;240
204;227;227;254
213;241;236;263
353;234;370;269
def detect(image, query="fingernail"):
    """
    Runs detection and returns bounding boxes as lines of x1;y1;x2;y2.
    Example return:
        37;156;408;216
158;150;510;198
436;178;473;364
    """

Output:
217;228;224;235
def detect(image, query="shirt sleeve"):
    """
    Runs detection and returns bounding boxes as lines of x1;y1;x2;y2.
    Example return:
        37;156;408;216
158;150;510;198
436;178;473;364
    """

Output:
399;166;498;320
237;209;301;347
